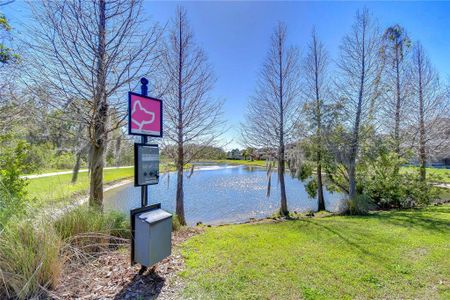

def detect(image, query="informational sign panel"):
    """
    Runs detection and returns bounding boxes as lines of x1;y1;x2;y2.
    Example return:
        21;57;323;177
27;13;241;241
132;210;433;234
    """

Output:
134;144;159;186
128;92;163;137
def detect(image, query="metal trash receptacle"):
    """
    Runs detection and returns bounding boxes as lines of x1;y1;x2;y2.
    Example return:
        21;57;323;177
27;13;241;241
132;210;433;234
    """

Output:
133;207;172;267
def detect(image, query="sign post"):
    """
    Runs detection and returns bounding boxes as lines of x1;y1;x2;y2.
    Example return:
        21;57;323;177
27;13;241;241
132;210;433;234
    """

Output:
129;78;170;273
140;79;149;207
128;78;163;206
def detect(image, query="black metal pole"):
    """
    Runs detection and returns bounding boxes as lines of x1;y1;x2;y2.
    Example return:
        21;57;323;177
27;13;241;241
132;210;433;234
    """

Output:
140;77;149;207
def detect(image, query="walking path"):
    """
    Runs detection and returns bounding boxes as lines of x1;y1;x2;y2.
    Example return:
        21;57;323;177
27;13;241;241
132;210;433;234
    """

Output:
435;183;450;189
22;166;133;179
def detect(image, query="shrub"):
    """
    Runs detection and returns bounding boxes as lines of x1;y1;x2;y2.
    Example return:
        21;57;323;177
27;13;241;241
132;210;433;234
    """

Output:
0;136;32;225
23;142;82;173
304;178;318;198
0;218;63;299
172;214;182;231
401;172;440;207
358;151;405;208
52;151;75;170
359;150;438;209
346;194;371;215
54;206;130;242
23;142;54;173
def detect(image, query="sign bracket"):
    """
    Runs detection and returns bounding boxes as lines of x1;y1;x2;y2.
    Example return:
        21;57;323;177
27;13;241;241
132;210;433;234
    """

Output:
140;78;149;207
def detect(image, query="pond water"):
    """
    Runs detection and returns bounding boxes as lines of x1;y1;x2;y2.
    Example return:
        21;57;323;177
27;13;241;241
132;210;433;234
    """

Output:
104;164;346;226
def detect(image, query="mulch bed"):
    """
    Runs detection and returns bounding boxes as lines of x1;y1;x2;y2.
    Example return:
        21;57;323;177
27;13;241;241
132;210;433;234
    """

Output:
51;227;203;299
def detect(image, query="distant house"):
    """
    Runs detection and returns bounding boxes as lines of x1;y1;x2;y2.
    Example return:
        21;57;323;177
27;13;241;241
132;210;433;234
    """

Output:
233;145;302;161
227;148;243;160
430;156;450;169
284;143;300;160
254;147;276;160
431;118;450;168
407;117;450;169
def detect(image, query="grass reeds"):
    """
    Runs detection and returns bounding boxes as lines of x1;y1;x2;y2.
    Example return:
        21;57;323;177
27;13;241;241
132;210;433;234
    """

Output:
0;218;63;299
0;206;130;299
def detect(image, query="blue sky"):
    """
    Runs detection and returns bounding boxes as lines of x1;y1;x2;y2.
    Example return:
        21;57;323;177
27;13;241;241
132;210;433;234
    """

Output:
4;1;450;150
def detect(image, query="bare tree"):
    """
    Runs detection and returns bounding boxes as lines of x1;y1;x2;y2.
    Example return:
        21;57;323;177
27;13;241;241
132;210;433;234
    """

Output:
409;42;449;181
157;7;224;225
0;4;16;64
380;25;411;160
0;64;22;133
334;9;383;200
0;4;24;132
242;22;301;216
301;29;331;211
25;0;162;209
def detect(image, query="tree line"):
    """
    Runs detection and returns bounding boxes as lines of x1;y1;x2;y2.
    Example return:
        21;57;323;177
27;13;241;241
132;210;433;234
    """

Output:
1;2;449;225
242;9;449;216
0;1;226;226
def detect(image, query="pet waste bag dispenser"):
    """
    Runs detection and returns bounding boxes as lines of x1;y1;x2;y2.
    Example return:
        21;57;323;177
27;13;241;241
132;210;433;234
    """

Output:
132;204;172;267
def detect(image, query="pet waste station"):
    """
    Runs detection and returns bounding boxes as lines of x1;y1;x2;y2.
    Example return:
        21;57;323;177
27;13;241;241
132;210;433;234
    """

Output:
128;78;172;272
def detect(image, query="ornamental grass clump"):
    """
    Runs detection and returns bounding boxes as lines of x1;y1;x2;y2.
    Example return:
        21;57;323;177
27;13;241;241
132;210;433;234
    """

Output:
54;206;130;255
0;218;63;299
0;206;131;299
54;205;130;241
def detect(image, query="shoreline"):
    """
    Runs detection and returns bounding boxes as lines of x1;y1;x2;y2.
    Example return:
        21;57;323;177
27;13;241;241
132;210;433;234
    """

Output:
39;177;134;220
21;166;134;179
36;163;450;224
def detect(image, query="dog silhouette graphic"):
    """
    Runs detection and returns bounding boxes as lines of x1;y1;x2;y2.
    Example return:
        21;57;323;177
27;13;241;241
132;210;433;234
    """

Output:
131;100;155;130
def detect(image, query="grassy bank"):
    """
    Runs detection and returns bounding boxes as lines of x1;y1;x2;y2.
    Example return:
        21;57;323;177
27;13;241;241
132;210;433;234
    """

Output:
26;167;134;208
24;158;267;207
202;159;267;167
26;162;183;208
402;166;450;184
25;163;450;208
180;205;450;299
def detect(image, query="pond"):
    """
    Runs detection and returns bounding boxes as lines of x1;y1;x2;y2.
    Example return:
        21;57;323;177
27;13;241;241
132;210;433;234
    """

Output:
104;164;346;226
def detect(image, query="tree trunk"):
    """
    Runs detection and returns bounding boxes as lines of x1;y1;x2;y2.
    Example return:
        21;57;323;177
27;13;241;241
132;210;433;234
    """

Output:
348;161;357;200
175;13;186;225
348;27;366;200
349;93;363;200
114;135;122;167
89;0;107;210
176;144;185;225
394;47;401;174
278;146;288;216
71;149;82;184
313;34;325;211
417;51;426;182
71;123;84;184
89;143;105;209
278;30;288;217
316;123;325;210
317;161;325;211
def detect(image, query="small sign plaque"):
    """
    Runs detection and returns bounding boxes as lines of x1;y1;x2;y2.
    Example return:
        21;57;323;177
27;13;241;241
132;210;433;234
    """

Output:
134;144;159;186
128;92;163;137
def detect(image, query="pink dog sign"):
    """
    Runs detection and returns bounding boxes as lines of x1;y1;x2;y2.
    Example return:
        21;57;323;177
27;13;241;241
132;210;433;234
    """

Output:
128;92;162;137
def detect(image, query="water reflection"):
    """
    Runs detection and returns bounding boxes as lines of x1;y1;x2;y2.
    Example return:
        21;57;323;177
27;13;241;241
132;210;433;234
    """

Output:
104;165;345;225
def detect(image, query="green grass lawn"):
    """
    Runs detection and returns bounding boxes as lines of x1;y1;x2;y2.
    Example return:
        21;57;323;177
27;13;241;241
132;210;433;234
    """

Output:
25;162;185;208
180;205;450;299
204;159;267;167
26;167;135;208
402;166;450;184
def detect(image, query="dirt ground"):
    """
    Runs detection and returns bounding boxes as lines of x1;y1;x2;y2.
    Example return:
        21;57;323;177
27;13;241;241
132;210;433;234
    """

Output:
51;227;203;299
